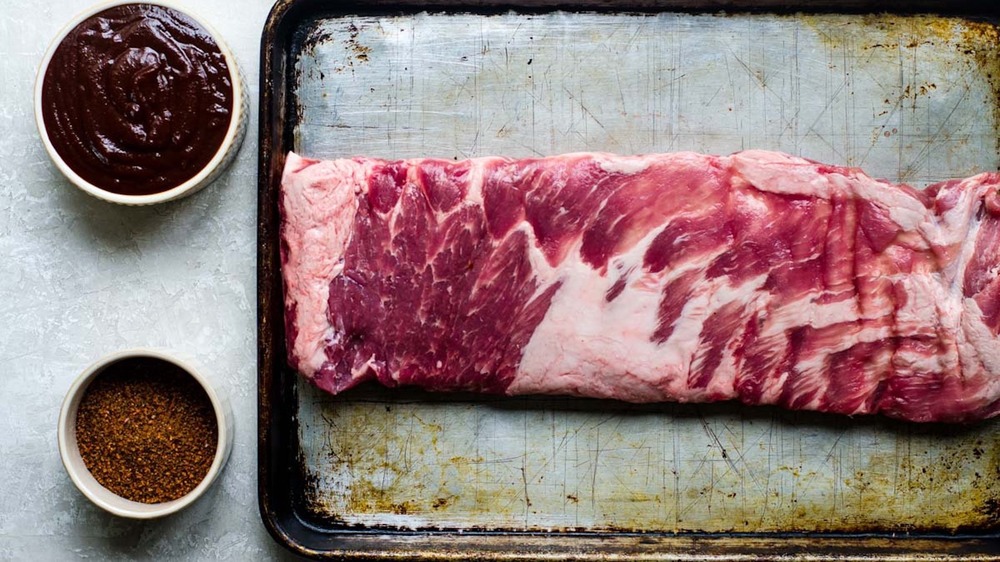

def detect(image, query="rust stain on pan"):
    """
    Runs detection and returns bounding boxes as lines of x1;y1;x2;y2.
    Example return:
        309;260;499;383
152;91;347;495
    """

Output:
961;21;1000;160
803;15;1000;166
345;23;372;63
300;387;1000;534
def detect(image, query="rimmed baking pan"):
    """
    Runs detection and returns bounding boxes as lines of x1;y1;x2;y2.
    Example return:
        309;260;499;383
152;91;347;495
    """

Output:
259;0;1000;557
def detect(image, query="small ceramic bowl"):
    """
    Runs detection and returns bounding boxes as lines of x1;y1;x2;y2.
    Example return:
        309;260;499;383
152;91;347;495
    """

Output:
33;1;248;205
57;349;234;518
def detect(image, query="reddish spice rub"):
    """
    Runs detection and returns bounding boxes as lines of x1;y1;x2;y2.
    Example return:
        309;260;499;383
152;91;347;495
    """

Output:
41;4;233;195
75;357;218;504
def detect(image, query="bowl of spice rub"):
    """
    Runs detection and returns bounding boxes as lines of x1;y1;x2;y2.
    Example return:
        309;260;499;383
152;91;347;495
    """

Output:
57;349;233;518
34;1;247;205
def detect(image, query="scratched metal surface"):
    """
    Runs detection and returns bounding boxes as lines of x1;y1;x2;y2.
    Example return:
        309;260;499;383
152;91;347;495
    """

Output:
291;12;1000;532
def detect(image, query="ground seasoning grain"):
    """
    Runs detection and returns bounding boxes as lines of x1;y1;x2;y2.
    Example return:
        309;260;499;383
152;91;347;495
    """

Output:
75;357;218;504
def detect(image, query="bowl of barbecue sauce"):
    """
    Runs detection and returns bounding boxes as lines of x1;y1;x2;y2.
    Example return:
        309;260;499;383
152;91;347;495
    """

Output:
57;349;234;518
35;1;246;205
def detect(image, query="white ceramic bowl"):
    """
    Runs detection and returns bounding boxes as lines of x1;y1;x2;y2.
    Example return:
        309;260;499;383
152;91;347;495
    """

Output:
33;0;248;205
57;349;234;518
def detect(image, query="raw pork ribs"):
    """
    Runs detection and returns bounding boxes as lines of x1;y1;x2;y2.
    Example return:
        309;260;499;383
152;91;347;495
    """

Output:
279;150;1000;422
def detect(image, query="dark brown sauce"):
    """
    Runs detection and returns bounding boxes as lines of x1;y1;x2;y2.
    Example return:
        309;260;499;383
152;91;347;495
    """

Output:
41;4;233;196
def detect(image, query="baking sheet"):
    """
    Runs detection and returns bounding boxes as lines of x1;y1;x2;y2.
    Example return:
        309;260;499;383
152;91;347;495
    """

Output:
259;1;1000;557
293;11;1000;532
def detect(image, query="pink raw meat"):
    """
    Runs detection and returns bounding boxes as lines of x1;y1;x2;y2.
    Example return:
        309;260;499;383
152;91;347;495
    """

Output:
279;150;1000;423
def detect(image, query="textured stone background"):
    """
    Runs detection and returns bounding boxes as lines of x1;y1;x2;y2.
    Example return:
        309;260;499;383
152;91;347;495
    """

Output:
0;0;302;559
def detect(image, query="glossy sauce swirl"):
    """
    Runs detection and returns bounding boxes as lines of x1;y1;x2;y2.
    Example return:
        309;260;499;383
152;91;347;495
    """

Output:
41;4;233;196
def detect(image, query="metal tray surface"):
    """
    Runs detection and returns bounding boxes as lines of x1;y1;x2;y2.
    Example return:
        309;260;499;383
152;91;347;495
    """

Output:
258;0;1000;558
